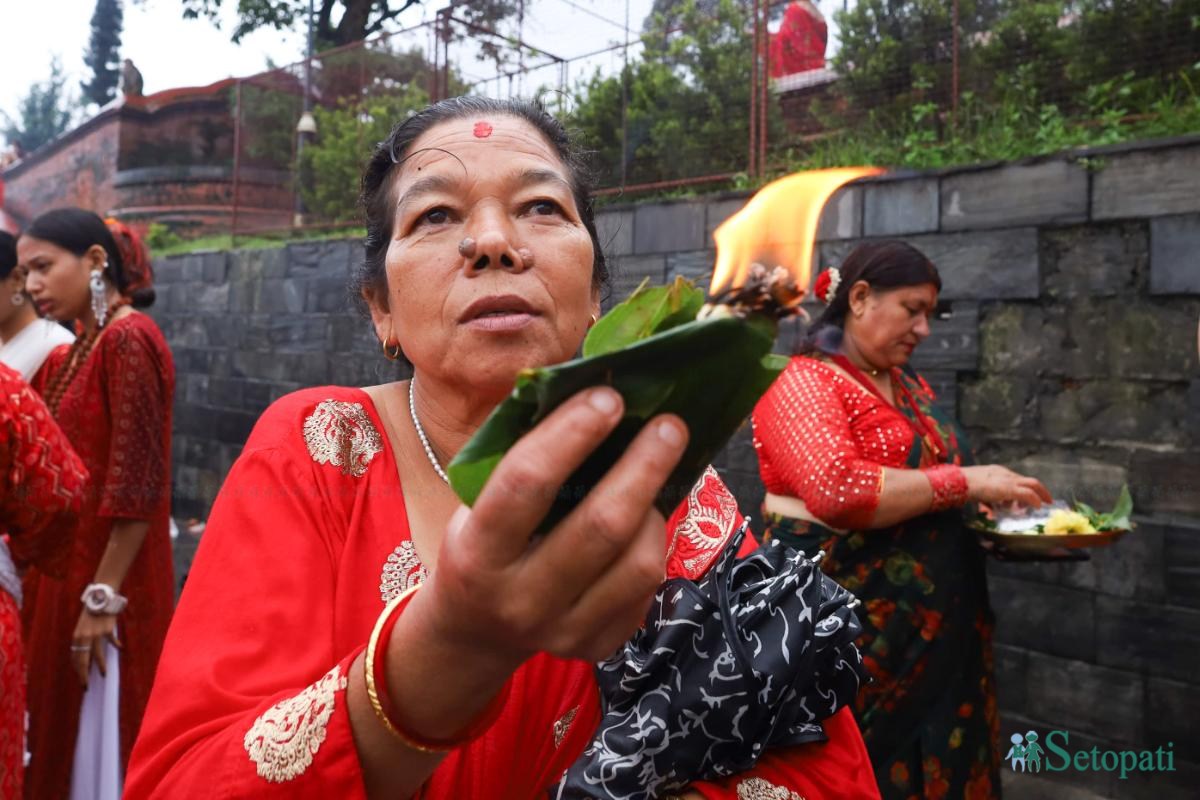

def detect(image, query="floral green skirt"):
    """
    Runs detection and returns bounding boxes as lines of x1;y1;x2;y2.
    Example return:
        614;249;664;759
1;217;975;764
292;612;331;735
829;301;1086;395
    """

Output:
764;510;1002;800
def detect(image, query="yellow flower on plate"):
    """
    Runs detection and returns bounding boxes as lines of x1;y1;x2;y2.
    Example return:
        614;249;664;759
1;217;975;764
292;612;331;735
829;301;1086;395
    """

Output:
1044;510;1097;535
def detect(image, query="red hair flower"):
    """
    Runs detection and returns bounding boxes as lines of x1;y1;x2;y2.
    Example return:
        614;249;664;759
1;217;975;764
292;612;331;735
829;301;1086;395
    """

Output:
814;266;841;305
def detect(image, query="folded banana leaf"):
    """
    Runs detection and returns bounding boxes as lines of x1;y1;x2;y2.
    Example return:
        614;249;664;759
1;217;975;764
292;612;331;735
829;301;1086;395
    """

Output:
447;277;787;533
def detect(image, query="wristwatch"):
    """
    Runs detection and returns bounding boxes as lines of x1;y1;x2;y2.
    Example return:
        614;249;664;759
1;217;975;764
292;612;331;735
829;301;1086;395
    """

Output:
80;583;128;615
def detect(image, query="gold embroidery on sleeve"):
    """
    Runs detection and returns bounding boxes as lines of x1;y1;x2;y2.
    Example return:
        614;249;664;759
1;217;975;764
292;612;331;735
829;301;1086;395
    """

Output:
379;541;428;604
553;705;579;748
303;400;383;478
243;665;348;782
675;465;739;573
736;777;805;800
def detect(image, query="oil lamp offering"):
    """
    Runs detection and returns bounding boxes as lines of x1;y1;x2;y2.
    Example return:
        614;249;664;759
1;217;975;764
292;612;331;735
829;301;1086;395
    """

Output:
448;167;883;532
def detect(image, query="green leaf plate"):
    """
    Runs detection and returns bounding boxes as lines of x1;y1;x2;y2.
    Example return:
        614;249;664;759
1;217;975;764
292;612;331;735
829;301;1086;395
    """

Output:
447;282;785;534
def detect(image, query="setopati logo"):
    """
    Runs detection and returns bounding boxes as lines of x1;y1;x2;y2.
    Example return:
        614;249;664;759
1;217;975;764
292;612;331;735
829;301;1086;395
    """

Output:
1006;730;1176;780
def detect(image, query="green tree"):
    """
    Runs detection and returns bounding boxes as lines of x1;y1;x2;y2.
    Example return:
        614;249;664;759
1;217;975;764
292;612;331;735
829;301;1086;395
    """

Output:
83;0;124;107
640;0;721;33
1070;0;1200;86
571;0;781;187
834;0;964;124
640;0;788;34
833;0;1200;131
972;2;1076;105
2;59;75;154
178;0;519;49
298;79;431;221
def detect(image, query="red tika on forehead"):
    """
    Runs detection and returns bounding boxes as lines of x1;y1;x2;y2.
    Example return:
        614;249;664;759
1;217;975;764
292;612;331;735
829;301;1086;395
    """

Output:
473;121;494;139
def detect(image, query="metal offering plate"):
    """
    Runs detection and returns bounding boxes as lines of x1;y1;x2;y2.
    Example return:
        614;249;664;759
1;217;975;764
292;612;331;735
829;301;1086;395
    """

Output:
969;502;1132;557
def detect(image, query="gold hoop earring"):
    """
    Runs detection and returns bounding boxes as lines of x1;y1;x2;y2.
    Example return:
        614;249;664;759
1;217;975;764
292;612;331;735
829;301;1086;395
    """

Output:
589;313;598;325
383;339;403;361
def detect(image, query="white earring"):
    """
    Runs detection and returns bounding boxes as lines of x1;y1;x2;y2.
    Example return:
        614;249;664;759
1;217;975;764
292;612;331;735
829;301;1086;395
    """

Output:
10;292;23;306
91;265;108;327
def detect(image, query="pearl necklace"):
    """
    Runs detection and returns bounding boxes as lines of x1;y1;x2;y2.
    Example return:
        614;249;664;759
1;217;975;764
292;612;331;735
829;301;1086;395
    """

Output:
408;377;450;485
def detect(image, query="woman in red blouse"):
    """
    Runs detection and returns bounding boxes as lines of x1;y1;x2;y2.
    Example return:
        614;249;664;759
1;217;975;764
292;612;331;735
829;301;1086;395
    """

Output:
0;363;88;797
123;97;879;799
752;241;1051;799
18;210;175;799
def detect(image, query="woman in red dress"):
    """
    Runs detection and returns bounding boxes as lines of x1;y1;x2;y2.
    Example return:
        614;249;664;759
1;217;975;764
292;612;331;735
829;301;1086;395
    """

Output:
18;210;175;799
124;97;880;799
0;363;88;798
751;241;1052;798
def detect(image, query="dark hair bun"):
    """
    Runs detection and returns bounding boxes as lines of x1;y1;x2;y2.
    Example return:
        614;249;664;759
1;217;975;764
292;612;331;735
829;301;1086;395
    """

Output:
129;286;156;309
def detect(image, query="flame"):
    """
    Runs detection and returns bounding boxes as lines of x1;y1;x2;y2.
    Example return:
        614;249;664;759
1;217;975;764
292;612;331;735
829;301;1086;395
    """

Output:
711;167;885;297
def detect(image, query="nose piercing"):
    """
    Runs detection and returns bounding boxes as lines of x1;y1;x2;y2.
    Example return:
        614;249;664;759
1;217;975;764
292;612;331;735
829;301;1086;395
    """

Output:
458;237;476;257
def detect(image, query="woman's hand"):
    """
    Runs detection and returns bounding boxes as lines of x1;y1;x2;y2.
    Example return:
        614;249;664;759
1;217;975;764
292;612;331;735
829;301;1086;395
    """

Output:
962;465;1052;509
348;386;688;794
71;608;121;686
425;386;690;666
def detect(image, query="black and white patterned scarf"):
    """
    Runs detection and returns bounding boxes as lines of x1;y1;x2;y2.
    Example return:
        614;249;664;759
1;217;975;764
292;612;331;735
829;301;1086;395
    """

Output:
552;524;866;800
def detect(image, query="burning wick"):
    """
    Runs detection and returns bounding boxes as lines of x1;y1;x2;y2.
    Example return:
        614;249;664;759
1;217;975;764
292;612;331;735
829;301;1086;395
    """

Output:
699;263;806;321
473;121;494;139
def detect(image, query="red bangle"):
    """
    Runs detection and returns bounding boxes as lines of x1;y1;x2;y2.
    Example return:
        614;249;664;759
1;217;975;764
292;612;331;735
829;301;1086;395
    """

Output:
364;585;511;752
925;464;968;511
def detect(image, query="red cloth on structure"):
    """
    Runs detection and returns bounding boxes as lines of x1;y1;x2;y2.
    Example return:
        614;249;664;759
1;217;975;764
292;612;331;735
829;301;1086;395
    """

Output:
0;363;88;798
22;312;176;799
752;356;923;530
125;386;879;799
770;1;828;77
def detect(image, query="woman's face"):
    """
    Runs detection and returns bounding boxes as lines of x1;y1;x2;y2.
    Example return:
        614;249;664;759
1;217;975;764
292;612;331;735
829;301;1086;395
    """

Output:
847;282;939;368
19;237;104;322
367;114;599;394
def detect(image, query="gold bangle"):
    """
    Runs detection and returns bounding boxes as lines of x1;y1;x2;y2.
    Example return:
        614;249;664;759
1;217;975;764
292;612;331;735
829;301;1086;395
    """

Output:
364;583;512;753
364;585;432;747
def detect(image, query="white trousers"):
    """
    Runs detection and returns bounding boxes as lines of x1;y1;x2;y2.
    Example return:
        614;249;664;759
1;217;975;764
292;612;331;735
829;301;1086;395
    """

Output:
69;641;122;800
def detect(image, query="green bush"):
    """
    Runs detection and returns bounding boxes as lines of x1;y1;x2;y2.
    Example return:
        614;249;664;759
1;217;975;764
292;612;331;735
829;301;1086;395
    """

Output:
568;0;783;187
144;222;183;253
297;86;429;223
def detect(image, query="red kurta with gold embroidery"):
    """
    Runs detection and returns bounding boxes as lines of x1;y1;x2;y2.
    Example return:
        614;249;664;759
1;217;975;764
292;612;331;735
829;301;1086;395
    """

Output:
125;386;879;799
1;363;88;798
22;313;176;799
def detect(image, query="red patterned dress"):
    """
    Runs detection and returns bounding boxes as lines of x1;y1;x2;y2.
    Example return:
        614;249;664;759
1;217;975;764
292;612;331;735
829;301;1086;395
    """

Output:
752;356;1001;799
0;364;88;798
22;313;176;799
124;386;881;799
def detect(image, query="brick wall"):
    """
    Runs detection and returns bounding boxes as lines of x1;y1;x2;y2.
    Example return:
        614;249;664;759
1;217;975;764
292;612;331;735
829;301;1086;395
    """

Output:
1;87;293;231
150;135;1200;798
1;112;121;223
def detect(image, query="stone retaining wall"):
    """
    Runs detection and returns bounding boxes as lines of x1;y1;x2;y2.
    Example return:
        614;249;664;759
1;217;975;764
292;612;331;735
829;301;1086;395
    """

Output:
152;135;1200;798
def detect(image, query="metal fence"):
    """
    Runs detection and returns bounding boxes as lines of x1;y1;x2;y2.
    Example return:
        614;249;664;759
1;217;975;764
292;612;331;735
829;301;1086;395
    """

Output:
206;0;1200;239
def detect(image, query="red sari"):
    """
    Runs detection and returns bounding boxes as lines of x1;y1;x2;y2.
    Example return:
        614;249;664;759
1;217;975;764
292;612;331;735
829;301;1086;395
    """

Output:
0;364;88;798
22;313;176;799
125;386;880;799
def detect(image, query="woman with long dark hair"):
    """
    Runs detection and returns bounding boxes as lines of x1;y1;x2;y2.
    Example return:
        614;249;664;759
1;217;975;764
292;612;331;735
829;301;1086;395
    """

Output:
17;209;175;799
751;240;1052;798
